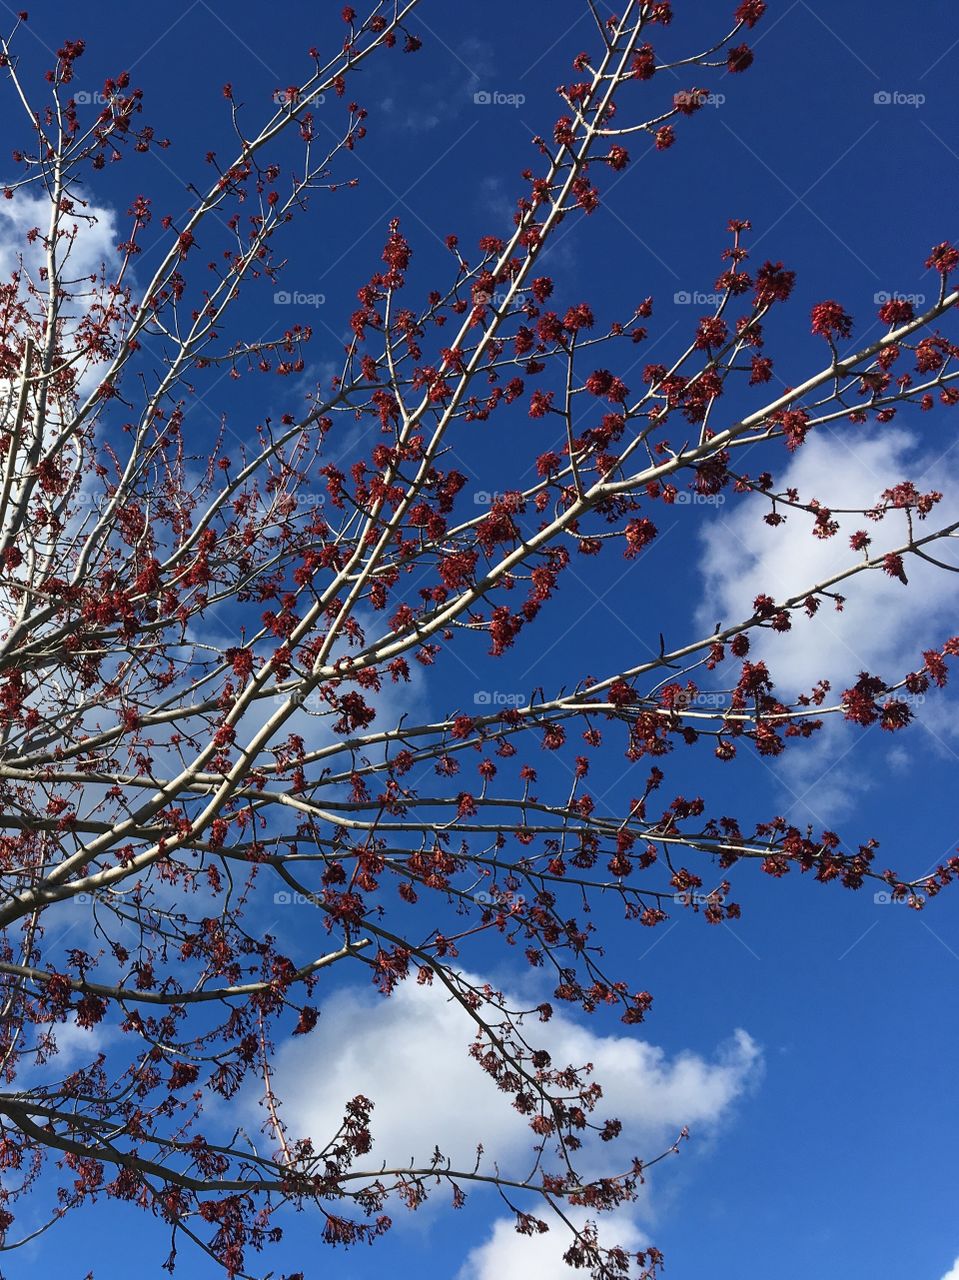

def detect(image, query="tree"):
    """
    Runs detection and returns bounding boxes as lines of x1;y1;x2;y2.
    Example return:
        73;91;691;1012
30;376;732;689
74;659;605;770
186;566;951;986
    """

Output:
0;2;956;1276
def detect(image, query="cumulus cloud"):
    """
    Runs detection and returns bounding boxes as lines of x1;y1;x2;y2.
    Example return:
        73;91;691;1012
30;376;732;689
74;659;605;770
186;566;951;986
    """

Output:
0;188;121;422
17;1016;113;1088
940;1258;959;1280
272;972;761;1176
0;188;119;284
457;1209;650;1280
269;974;758;1279
697;427;959;697
696;427;959;820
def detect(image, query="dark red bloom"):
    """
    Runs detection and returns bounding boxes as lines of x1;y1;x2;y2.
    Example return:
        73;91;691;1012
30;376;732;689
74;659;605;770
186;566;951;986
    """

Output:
878;297;915;326
735;0;767;26
810;300;853;341
624;518;658;557
754;261;796;306
926;241;959;275
727;44;754;73
631;44;657;79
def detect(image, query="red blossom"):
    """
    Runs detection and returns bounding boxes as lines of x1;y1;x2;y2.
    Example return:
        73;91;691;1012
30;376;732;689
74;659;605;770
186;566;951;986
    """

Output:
810;300;853;340
0;11;953;1279
878;297;915;326
753;260;796;306
727;44;754;73
735;0;767;26
926;241;959;275
631;44;657;79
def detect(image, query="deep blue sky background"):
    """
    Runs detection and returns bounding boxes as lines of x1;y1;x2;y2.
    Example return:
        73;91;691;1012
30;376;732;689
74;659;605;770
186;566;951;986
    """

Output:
3;3;959;1278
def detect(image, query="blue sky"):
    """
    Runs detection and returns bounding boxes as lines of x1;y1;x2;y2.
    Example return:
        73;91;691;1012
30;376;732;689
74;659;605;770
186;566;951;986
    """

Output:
3;2;959;1278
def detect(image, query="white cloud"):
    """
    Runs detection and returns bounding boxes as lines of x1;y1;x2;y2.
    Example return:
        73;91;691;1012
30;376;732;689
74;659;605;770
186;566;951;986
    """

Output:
458;1209;649;1280
270;976;758;1280
762;726;870;824
273;972;761;1176
0;188;119;283
0;188;121;428
697;427;959;698
379;37;491;133
696;427;959;820
268;973;758;1279
18;1016;113;1087
940;1259;959;1280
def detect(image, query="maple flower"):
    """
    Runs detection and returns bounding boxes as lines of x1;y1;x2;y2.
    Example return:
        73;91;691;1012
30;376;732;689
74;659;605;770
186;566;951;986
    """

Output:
810;300;853;340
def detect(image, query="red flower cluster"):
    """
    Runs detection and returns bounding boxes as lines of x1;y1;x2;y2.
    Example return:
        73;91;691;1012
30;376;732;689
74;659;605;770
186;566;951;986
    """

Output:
727;44;754;73
754;260;796;306
810;299;853;340
631;44;656;80
878;297;915;326
624;518;658;557
926;241;959;275
735;0;767;27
